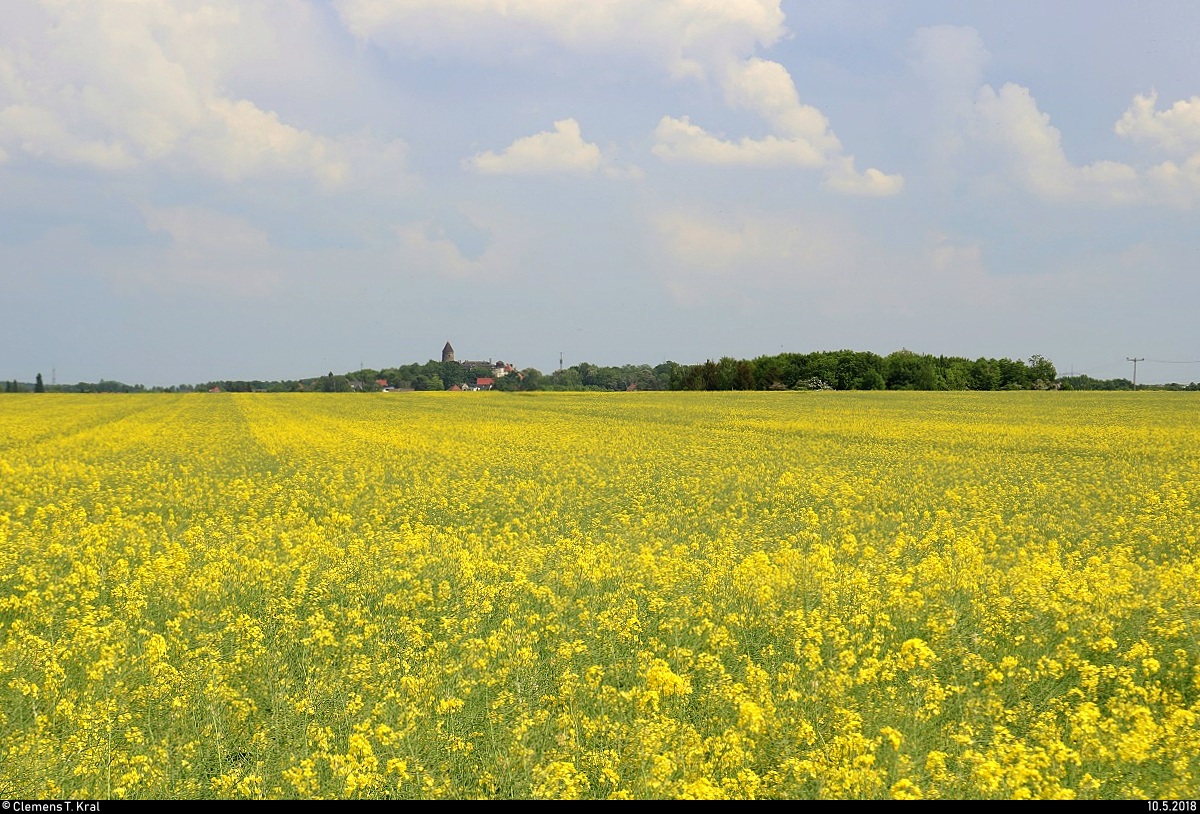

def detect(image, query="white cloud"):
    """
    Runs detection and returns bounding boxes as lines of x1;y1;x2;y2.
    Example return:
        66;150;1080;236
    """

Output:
1113;91;1200;204
972;83;1139;204
200;98;349;184
663;54;900;193
466;118;602;176
0;103;136;170
910;34;1200;208
0;1;398;186
653;54;901;194
721;58;840;148
336;0;899;195
1115;91;1200;153
334;0;787;80
1142;154;1200;206
821;156;905;197
651;115;826;168
652;114;902;194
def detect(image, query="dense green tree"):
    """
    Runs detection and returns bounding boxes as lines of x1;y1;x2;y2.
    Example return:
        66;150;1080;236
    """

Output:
318;371;352;392
751;355;787;389
1057;375;1133;391
997;358;1029;389
550;368;583;389
885;350;929;390
970;358;1001;390
670;349;1060;392
439;361;469;387
1027;355;1057;388
713;357;739;390
518;368;543;389
860;368;886;390
493;370;535;391
412;373;444;391
653;362;680;389
35;373;44;393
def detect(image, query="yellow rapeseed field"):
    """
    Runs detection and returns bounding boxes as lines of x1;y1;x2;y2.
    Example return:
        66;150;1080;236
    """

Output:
1;391;1198;800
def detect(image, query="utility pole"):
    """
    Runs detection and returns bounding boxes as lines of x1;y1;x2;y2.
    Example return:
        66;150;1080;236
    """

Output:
1127;357;1144;390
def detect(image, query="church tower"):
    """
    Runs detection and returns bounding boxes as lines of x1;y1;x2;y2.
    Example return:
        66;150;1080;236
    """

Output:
442;341;455;363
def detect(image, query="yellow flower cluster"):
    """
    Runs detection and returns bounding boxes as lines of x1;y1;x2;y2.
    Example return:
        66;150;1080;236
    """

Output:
1;391;1197;799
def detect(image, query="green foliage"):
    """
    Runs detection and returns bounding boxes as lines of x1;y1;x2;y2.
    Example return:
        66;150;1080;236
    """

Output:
76;348;1194;394
1057;375;1135;391
671;350;1062;392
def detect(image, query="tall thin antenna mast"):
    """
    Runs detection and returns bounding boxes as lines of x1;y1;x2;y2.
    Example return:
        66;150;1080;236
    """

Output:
1127;357;1144;389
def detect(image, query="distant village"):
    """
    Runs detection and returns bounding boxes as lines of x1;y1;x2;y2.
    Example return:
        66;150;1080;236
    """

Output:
375;341;518;392
190;342;524;393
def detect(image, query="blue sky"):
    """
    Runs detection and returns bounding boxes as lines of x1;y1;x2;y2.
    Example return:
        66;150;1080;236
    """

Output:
3;0;1199;386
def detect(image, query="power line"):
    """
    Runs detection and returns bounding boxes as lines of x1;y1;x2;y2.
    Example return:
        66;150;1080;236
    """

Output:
1066;360;1127;378
1127;357;1144;389
1146;359;1200;364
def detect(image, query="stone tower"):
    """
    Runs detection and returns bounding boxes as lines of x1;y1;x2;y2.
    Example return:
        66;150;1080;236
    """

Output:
442;341;455;363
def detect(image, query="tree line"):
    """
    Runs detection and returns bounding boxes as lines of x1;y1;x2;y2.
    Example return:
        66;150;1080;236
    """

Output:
202;351;1060;393
1056;374;1200;391
7;353;1200;394
668;350;1059;391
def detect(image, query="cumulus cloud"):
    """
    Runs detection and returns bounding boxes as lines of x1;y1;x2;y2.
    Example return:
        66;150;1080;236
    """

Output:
971;83;1139;204
653;54;901;193
652;113;902;194
0;0;396;186
1112;91;1200;205
1113;91;1200;203
720;58;840;146
907;30;1200;208
649;58;841;170
652;116;826;168
465;118;604;176
822;156;906;197
0;103;136;170
978;82;1200;207
653;49;900;193
1115;91;1200;153
335;0;899;195
334;0;787;81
